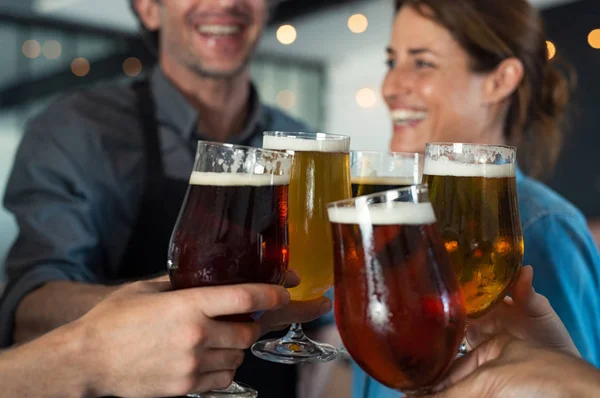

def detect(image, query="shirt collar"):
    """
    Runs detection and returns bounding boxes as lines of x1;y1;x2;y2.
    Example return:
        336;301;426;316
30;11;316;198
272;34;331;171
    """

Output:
150;66;265;143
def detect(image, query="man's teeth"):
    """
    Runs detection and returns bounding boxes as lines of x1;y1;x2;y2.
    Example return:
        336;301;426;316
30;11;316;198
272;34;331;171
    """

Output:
391;110;427;124
197;25;241;35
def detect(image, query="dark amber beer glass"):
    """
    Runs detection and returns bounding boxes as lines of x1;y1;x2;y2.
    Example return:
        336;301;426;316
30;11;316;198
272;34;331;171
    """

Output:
167;141;292;398
351;151;422;197
424;143;523;319
252;131;351;365
328;186;466;394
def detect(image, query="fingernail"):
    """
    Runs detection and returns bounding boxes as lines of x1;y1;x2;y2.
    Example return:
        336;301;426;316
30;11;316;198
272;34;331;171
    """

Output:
282;290;291;304
320;299;333;314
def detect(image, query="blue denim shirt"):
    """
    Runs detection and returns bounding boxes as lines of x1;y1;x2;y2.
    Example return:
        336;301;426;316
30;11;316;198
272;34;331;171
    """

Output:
352;168;600;398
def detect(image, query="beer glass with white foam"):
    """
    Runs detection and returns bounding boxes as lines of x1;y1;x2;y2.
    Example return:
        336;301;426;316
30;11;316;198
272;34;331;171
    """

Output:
328;185;466;395
167;141;292;398
252;131;352;364
351;151;422;197
424;143;523;321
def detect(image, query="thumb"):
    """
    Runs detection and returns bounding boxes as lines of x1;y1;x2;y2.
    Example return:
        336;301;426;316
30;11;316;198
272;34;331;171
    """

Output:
424;372;484;398
511;265;551;318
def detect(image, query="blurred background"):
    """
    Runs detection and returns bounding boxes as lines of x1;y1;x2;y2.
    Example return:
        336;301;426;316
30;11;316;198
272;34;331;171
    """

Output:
0;0;599;280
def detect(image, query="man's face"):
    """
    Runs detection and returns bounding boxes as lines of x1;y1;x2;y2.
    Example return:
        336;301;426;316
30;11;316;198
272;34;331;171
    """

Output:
150;0;268;79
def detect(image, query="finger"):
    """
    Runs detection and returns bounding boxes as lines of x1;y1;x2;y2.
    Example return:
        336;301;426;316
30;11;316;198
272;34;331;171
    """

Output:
126;278;172;294
424;371;484;398
194;349;245;373
259;296;332;334
186;284;290;318
511;265;551;318
432;335;513;393
144;274;170;283
204;319;262;349
283;269;301;288
187;370;235;395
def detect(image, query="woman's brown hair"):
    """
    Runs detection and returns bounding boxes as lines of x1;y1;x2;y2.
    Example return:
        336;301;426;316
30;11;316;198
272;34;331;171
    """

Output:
395;0;575;178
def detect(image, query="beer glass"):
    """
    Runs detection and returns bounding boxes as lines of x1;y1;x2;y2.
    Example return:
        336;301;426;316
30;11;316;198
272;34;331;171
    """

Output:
328;185;466;395
168;141;292;398
424;143;523;319
252;131;352;364
351;151;422;197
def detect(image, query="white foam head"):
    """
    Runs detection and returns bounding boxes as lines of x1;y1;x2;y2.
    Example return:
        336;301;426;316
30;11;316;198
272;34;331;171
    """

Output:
424;159;515;178
189;171;289;186
263;134;349;153
351;176;417;185
328;202;436;226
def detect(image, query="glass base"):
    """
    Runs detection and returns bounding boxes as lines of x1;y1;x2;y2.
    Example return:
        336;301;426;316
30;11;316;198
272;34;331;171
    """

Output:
186;382;257;398
251;333;338;364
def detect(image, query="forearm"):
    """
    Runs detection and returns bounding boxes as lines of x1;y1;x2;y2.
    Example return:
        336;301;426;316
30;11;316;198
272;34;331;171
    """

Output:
0;323;95;398
14;281;119;344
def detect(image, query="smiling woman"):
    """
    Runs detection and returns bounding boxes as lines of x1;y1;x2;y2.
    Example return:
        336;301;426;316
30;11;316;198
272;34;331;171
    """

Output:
351;1;600;397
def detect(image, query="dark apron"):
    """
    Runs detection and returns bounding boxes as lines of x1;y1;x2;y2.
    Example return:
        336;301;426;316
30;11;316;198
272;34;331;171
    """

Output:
115;79;297;398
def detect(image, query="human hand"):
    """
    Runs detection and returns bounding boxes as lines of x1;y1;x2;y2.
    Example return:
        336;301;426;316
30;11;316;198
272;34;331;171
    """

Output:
73;276;293;398
466;265;579;357
258;269;333;335
425;335;600;398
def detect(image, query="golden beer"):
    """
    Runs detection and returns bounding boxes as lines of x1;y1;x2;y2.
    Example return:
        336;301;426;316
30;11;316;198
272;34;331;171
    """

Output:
350;151;422;197
264;134;351;301
424;145;523;318
351;176;415;197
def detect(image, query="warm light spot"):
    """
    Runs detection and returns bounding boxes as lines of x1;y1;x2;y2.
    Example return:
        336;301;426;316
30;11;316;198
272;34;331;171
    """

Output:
276;90;296;109
444;240;459;253
348;14;368;34
494;238;512;255
546;40;556;60
42;40;62;59
22;40;41;59
71;58;90;77
123;57;143;77
277;25;297;45
588;29;600;49
355;88;377;108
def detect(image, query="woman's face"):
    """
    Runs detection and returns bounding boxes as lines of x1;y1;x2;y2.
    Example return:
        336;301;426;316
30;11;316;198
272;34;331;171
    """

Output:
383;6;500;153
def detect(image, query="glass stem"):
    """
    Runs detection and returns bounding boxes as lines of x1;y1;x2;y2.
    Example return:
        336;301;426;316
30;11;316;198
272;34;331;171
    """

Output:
284;323;305;340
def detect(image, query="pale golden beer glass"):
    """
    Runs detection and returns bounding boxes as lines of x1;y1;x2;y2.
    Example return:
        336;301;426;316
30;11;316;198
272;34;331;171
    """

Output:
351;151;422;197
424;143;524;319
252;131;351;364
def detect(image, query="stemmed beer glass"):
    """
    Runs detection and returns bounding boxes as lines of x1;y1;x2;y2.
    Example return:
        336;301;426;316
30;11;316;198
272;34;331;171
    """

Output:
350;150;422;197
167;141;292;397
252;131;352;364
328;185;467;395
423;143;524;353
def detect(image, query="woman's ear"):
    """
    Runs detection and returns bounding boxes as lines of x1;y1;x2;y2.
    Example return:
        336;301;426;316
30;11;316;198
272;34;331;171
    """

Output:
482;58;525;105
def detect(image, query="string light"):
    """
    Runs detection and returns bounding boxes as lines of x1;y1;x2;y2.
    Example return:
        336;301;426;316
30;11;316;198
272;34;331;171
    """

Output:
356;88;377;108
277;25;297;45
546;40;556;60
348;14;368;34
71;58;90;77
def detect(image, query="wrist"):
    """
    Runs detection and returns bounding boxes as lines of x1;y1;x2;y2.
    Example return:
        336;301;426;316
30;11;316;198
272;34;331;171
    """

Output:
56;321;101;398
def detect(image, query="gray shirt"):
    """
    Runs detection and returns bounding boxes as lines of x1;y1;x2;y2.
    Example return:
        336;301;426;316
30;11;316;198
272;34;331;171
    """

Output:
0;67;310;346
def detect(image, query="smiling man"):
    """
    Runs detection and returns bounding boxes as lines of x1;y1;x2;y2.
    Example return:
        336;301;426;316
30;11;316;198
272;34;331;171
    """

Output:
0;0;312;397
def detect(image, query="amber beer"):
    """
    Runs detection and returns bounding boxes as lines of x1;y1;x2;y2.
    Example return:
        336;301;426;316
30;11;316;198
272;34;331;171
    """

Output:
351;176;415;197
328;197;466;392
168;171;290;291
424;158;524;318
263;135;351;301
